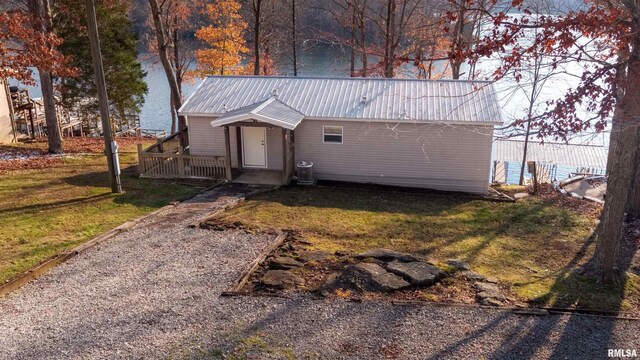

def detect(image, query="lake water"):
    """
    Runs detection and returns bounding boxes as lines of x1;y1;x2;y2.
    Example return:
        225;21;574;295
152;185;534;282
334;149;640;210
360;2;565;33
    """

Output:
13;48;357;132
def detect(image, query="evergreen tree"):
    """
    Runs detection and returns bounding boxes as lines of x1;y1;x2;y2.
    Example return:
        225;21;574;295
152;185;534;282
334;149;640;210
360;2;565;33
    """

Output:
54;0;147;123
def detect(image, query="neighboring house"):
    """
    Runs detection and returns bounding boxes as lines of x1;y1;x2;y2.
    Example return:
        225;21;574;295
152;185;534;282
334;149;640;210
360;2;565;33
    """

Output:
143;76;502;194
0;80;16;144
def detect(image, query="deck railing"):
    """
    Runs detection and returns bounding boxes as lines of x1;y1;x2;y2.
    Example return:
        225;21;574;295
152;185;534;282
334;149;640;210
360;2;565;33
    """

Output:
137;144;229;180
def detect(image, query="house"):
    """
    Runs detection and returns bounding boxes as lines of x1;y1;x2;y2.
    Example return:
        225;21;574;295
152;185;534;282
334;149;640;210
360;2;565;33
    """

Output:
0;80;16;144
145;76;502;194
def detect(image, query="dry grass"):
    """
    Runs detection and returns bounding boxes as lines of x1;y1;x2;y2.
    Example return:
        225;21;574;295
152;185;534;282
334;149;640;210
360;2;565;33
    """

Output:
218;184;640;313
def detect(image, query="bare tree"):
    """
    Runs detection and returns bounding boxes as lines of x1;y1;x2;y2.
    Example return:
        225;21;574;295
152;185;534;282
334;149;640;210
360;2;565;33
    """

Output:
444;0;490;79
323;0;370;77
147;0;186;143
367;0;424;78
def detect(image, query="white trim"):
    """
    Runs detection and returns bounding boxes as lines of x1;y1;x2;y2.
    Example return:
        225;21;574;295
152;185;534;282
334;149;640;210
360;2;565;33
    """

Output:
209;112;302;130
323;125;343;144
241;126;268;168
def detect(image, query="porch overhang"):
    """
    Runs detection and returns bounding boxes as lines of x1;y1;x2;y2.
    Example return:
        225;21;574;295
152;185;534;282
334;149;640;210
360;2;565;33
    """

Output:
210;97;304;130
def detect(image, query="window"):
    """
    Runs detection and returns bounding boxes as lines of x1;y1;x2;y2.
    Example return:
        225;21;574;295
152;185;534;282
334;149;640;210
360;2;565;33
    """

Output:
323;126;343;144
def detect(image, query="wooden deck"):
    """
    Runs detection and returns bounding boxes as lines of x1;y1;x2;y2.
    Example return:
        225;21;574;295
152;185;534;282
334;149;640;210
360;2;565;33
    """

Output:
138;144;229;180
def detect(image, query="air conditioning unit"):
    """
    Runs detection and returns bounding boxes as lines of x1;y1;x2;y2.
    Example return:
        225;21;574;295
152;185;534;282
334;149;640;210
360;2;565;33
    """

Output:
296;161;314;185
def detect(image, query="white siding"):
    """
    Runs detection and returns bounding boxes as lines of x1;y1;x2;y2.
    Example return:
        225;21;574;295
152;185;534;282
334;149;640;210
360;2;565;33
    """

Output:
265;127;283;170
294;120;494;194
187;116;283;170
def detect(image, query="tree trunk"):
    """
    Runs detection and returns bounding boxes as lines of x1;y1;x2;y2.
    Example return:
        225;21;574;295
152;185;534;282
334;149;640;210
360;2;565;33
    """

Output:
450;6;465;80
291;0;297;76
350;10;356;77
519;53;541;185
29;0;62;154
360;7;367;77
253;0;262;75
383;0;396;78
592;48;640;283
626;127;640;218
170;96;177;134
148;0;185;143
39;71;63;153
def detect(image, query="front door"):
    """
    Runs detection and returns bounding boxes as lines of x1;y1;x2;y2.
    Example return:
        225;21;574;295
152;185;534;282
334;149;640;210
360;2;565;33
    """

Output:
241;126;267;168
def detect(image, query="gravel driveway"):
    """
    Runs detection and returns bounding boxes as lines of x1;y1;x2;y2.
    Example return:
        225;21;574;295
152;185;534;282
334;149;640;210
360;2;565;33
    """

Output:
0;185;638;359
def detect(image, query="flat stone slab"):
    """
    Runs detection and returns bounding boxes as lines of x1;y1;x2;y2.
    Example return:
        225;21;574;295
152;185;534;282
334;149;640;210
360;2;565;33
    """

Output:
261;270;305;290
479;296;505;307
446;259;471;271
354;249;417;262
296;250;332;263
386;261;444;286
474;282;505;306
474;282;500;293
335;263;410;292
513;192;531;200
270;256;303;269
461;270;486;281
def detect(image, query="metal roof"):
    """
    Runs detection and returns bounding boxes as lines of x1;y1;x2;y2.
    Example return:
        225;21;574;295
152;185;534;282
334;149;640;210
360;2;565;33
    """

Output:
179;76;502;124
210;97;304;130
493;139;608;169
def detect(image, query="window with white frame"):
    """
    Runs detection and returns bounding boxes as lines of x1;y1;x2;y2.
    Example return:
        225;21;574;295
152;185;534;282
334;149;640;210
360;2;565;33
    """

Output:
323;126;343;144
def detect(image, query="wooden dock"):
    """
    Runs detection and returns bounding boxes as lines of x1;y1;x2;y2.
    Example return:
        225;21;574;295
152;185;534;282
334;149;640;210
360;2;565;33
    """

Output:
8;87;161;140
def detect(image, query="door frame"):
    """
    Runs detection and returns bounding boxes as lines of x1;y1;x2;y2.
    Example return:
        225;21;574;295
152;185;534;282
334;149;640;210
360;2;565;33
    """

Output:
241;126;268;168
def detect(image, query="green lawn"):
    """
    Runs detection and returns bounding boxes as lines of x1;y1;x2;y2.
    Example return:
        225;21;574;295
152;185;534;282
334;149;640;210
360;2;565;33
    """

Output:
0;140;201;284
218;185;640;313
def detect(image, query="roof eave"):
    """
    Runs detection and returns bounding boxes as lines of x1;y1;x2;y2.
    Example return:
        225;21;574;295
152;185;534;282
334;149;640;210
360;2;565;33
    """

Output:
210;113;301;130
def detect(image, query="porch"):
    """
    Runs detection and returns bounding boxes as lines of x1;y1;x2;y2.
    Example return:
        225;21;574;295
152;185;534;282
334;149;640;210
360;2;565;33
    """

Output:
137;109;298;186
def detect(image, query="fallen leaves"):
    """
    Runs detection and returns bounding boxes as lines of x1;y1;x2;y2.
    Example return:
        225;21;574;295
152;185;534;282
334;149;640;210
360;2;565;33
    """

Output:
0;137;152;173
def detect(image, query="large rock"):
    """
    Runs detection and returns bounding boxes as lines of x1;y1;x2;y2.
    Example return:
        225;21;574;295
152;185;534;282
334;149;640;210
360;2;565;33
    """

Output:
334;263;410;292
270;256;303;269
354;249;417;262
261;270;305;290
386;261;444;286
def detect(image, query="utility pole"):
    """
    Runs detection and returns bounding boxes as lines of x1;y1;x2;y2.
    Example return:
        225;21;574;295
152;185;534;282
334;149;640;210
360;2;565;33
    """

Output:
85;0;122;193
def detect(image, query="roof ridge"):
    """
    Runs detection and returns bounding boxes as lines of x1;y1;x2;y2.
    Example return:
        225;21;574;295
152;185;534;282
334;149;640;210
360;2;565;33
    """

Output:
249;97;276;114
267;97;305;116
203;75;494;84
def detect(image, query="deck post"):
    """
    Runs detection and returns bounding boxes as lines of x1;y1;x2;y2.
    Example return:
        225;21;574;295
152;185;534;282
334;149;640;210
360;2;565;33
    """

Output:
157;137;164;153
177;146;185;176
137;144;144;175
236;126;243;171
282;128;288;184
290;130;295;180
224;126;233;181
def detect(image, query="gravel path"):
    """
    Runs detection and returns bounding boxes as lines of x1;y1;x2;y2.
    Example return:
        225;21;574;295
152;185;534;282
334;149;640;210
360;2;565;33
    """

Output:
0;185;638;359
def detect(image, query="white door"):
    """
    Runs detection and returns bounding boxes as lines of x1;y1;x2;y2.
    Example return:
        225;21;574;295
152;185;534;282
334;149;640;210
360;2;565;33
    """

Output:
242;126;267;168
